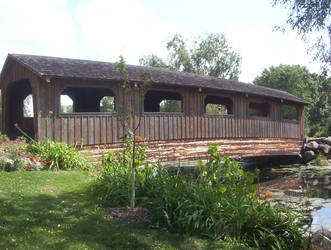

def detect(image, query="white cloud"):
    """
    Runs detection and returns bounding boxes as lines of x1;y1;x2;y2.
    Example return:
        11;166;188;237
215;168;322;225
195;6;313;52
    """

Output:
74;0;181;64
0;0;77;67
0;0;182;69
0;0;322;83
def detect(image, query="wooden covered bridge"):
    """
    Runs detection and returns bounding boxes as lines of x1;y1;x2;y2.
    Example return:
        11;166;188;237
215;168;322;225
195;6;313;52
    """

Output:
0;54;308;162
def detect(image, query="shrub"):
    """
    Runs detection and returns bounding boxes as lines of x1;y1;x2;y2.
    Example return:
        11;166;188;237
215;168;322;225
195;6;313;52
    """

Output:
0;133;9;143
316;152;329;166
309;118;331;137
26;139;91;170
95;144;307;249
96;140;158;205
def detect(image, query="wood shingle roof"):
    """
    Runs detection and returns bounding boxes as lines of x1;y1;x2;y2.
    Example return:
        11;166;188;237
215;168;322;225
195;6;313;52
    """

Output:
2;53;308;104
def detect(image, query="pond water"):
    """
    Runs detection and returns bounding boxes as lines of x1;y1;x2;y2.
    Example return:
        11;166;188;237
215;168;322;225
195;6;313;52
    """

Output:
249;164;331;232
167;161;331;232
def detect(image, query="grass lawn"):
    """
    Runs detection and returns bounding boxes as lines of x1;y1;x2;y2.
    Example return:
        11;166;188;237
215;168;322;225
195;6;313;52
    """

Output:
0;171;233;249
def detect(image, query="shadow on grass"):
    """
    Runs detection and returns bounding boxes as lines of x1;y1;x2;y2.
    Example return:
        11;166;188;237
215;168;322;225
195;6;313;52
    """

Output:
0;184;210;249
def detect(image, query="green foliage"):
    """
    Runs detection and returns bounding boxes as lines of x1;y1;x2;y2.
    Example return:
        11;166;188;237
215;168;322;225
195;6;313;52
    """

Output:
310;117;331;137
100;96;115;112
159;100;182;112
253;64;313;101
140;33;242;80
0;157;26;172
316;152;329;166
254;64;330;134
0;136;30;171
116;56;151;209
60;104;73;113
205;104;228;115
26;139;91;170
95;144;307;248
273;0;331;73
97;139;157;206
0;170;235;249
138;54;168;68
0;133;9;142
0;158;6;171
281;104;298;120
60;95;73;113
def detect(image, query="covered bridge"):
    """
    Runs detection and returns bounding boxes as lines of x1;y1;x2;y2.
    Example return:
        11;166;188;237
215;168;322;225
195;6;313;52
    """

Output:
0;54;308;162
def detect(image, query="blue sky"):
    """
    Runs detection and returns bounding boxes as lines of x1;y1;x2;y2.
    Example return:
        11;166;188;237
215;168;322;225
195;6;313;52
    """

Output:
0;0;321;82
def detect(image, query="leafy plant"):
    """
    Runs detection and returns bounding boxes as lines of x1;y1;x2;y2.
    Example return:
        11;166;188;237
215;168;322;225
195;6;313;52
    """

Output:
140;33;242;80
26;139;91;170
95;143;307;249
0;133;9;142
97;139;158;206
273;0;331;73
0;158;6;171
316;152;329;166
116;56;150;209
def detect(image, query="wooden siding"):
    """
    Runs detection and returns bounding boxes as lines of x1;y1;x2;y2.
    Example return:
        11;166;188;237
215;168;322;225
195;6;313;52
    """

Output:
0;60;42;137
1;60;305;163
38;114;301;145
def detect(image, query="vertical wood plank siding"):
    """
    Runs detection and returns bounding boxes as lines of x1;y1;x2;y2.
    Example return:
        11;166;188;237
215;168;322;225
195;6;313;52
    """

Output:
38;114;301;145
1;62;304;146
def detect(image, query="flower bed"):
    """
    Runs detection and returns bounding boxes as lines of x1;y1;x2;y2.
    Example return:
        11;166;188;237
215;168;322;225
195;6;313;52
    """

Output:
0;134;51;171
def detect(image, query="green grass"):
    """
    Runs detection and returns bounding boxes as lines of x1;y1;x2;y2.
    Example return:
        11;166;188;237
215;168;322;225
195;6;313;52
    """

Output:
0;171;243;249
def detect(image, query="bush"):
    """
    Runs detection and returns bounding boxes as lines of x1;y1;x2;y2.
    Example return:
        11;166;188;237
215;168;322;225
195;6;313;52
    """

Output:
96;139;158;205
308;118;331;137
95;144;307;249
26;139;91;170
0;133;9;143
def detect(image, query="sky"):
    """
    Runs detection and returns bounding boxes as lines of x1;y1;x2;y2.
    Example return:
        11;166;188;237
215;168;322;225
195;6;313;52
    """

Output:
0;0;322;83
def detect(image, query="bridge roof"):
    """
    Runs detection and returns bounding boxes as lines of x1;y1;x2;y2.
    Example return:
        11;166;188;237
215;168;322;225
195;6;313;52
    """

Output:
2;53;308;105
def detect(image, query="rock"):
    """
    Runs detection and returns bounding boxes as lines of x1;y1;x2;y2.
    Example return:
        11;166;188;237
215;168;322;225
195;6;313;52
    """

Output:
319;144;331;156
308;137;325;144
304;150;316;162
322;137;331;146
0;157;14;171
311;229;331;250
306;141;319;151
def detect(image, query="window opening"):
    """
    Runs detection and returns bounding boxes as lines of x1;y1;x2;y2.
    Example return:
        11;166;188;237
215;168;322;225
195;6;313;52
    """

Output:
100;96;115;112
248;102;270;117
144;90;182;112
60;95;73;113
204;95;232;115
281;104;298;121
60;87;115;113
23;94;34;118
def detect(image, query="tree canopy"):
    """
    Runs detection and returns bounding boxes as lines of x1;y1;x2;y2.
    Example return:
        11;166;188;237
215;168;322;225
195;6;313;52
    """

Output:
253;64;313;101
139;33;242;80
254;64;330;136
273;0;331;74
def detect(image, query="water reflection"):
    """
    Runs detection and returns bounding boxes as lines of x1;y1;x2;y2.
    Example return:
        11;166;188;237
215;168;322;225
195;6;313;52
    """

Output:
312;207;331;231
249;165;331;232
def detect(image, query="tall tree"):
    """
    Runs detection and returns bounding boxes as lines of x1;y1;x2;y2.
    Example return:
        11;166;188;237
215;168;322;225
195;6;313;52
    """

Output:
139;54;168;69
254;64;330;135
140;33;242;80
273;0;331;74
100;96;115;113
254;64;313;101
